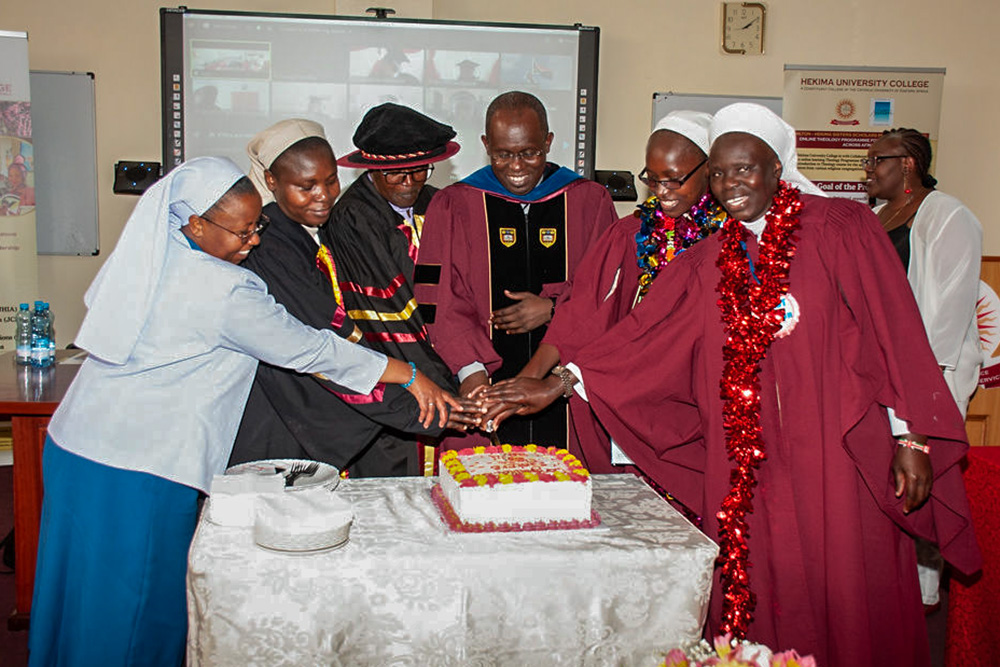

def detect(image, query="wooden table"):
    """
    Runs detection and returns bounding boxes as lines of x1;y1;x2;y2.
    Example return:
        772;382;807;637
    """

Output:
0;350;82;630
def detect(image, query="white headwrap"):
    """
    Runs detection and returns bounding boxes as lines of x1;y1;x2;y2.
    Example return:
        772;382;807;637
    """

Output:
246;118;327;204
653;110;712;156
75;157;246;365
710;103;826;197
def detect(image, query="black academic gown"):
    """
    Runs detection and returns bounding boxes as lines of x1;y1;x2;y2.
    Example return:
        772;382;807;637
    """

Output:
229;203;442;476
323;174;455;390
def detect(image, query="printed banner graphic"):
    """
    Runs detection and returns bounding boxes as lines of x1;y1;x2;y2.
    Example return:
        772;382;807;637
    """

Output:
783;66;944;202
0;31;38;352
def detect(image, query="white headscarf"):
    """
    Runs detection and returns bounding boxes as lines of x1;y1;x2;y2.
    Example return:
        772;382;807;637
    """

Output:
653;110;712;156
710;103;825;197
246;118;327;204
75;157;246;365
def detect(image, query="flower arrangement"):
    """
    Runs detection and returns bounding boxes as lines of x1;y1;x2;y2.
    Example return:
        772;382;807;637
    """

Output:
661;634;816;667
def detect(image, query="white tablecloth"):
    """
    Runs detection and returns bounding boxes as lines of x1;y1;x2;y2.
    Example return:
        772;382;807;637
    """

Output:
187;474;718;666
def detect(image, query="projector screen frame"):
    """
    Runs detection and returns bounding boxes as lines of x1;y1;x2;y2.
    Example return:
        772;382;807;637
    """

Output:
160;7;600;185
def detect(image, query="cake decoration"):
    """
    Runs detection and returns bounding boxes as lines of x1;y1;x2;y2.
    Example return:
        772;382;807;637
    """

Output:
435;444;599;532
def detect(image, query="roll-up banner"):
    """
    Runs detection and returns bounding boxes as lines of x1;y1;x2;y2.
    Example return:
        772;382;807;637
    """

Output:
0;30;37;353
783;65;945;201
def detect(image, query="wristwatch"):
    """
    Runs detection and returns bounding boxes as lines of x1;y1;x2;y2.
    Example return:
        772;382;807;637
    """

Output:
550;365;577;398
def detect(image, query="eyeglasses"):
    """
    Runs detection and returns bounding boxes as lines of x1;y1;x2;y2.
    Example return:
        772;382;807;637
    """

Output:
201;213;270;244
860;155;906;169
489;149;546;165
637;158;707;191
381;164;433;185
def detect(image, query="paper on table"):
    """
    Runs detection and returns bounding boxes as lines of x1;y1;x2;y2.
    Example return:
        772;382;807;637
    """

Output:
256;488;353;535
58;352;88;365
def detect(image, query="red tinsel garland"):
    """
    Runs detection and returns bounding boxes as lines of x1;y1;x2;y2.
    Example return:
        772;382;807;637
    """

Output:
714;182;802;637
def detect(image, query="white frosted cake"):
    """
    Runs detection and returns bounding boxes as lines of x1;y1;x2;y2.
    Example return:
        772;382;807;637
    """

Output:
435;445;594;530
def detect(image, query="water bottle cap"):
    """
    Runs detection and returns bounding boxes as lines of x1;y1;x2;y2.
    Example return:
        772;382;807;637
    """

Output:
19;303;28;309
34;301;43;307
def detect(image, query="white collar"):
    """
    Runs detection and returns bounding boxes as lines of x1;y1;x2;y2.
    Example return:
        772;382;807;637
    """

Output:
741;215;767;239
301;224;321;245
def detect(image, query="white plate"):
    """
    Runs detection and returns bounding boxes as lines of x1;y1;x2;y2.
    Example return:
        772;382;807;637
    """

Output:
226;458;341;492
255;519;352;553
256;536;349;555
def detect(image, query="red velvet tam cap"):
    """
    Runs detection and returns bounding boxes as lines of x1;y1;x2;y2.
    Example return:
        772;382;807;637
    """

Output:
337;102;460;170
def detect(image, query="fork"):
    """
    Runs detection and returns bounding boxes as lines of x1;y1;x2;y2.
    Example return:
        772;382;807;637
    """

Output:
284;461;320;487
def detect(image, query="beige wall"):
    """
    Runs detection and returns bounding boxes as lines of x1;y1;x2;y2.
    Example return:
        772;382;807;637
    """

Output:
2;0;997;345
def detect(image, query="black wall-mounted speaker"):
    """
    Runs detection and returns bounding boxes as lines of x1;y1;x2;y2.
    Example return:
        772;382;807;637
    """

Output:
593;170;637;202
113;161;162;195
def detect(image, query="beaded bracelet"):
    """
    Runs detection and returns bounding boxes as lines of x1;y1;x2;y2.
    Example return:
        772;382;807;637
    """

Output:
896;438;930;454
550;365;577;398
401;361;417;389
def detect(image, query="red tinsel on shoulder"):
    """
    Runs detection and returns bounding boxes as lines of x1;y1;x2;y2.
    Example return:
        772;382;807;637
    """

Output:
714;182;802;637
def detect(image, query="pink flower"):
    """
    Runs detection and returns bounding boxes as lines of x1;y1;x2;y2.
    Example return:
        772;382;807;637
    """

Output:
771;650;816;667
713;634;735;658
662;648;690;667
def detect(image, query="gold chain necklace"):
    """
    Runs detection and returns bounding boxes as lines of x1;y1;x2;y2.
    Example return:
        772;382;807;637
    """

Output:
879;194;914;230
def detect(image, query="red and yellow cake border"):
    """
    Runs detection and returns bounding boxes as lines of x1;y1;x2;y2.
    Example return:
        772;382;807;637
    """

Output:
439;444;591;488
430;484;601;533
433;444;599;532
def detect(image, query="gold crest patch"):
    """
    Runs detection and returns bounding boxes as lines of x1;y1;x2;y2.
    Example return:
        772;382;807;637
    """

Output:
539;228;557;248
499;227;516;247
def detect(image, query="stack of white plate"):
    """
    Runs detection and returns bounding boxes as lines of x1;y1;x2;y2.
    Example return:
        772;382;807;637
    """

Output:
253;487;353;554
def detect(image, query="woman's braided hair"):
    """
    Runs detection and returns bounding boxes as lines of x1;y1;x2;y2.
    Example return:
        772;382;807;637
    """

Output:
881;128;938;188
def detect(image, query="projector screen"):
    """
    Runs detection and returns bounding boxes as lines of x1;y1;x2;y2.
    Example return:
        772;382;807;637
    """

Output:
160;9;600;189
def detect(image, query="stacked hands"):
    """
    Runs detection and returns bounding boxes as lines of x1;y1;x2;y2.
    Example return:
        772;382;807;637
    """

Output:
407;367;555;434
409;289;562;433
442;292;568;434
466;375;564;434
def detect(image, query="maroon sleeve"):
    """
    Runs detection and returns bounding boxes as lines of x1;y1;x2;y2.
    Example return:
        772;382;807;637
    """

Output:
544;214;641;362
416;186;503;375
824;196;980;574
567;243;715;512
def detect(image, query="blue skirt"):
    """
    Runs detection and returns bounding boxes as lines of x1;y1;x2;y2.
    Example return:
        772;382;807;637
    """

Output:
29;438;200;667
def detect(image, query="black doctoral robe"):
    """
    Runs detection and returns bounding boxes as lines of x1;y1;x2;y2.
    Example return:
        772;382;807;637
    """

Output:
322;174;456;391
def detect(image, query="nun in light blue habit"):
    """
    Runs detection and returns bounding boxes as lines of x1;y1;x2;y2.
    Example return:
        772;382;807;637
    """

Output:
29;157;392;666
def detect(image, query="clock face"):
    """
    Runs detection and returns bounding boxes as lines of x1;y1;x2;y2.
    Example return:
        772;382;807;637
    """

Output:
723;2;765;55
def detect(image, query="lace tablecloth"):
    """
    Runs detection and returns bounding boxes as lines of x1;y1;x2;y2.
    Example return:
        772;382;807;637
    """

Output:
186;474;718;666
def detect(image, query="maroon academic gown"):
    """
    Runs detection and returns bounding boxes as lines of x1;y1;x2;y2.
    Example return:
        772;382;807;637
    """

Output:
543;214;641;473
571;195;980;666
416;174;617;449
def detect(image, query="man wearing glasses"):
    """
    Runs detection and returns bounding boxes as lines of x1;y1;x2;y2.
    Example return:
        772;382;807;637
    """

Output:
320;104;464;473
415;91;617;450
324;102;460;362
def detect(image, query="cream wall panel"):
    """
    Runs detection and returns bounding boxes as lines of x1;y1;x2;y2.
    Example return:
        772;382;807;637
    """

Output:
1;0;996;344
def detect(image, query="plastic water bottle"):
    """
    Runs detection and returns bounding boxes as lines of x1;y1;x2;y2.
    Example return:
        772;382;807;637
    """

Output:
15;303;31;365
30;301;53;368
44;302;55;363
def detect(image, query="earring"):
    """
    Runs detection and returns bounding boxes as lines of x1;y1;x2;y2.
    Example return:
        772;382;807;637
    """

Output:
902;169;912;195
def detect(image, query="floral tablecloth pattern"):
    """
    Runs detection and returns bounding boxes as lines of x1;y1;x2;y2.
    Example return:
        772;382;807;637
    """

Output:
187;474;718;666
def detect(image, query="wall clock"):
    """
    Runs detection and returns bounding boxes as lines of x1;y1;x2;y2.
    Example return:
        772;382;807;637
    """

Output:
722;2;766;55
